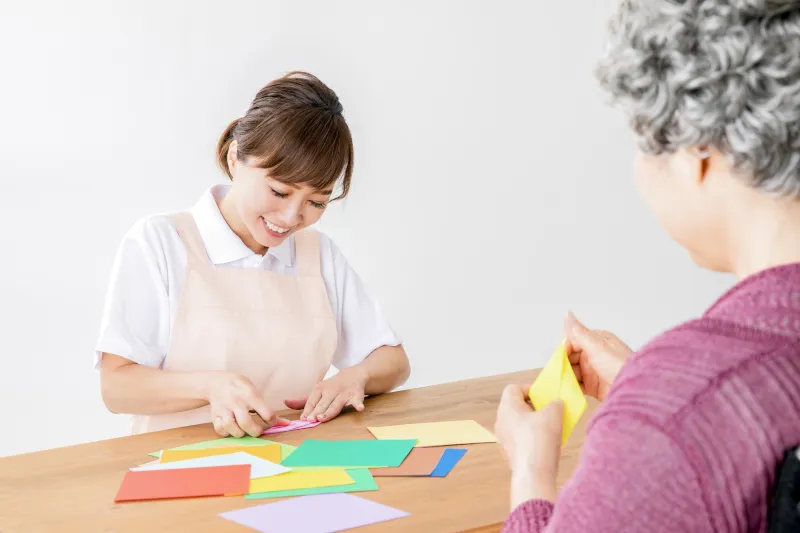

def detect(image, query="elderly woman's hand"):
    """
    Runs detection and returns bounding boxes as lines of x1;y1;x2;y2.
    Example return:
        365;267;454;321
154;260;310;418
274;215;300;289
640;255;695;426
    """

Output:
565;312;632;401
495;384;564;510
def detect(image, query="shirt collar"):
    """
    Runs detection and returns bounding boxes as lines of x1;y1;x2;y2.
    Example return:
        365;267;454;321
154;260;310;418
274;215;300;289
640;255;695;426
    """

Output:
190;184;294;267
703;262;800;339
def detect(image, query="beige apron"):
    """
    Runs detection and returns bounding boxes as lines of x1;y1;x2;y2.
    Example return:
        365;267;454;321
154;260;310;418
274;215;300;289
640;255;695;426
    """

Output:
131;212;338;434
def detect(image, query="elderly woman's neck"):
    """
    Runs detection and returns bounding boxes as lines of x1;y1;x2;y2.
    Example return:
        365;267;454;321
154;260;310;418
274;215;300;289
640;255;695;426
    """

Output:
728;192;800;280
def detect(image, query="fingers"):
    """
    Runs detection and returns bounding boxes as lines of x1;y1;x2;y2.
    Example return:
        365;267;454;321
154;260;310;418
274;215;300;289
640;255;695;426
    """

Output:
501;383;530;411
348;391;366;412
245;408;272;435
213;416;229;437
502;383;527;401
545;397;564;414
317;394;349;422
252;414;271;433
233;408;264;438
301;386;324;421
306;390;336;422
541;398;565;431
564;311;594;350
571;362;582;382
221;411;244;438
571;366;590;395
567;340;581;365
248;394;277;427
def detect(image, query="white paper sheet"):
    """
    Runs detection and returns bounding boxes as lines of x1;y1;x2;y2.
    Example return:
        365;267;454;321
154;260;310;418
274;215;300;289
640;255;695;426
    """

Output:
131;450;291;479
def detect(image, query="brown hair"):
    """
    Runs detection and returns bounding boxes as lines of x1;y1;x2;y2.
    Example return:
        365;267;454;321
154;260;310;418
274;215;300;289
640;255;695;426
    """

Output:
216;71;353;200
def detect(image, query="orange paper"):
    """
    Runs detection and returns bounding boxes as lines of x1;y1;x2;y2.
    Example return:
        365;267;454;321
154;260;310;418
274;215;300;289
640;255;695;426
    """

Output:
159;445;281;464
369;448;446;477
114;464;251;502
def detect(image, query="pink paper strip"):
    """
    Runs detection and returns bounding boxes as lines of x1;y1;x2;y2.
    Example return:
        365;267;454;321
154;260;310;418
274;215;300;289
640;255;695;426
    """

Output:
262;419;321;435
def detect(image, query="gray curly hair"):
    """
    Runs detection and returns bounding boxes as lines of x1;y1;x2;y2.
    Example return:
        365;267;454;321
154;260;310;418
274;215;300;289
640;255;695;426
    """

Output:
596;0;800;196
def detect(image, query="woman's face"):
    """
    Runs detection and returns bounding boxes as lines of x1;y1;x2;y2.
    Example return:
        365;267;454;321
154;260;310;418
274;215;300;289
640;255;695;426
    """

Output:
227;143;332;250
634;148;729;272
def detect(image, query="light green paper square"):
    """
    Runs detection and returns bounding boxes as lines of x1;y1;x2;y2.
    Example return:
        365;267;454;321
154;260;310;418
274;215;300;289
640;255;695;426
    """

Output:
280;439;416;468
245;468;378;500
280;446;377;469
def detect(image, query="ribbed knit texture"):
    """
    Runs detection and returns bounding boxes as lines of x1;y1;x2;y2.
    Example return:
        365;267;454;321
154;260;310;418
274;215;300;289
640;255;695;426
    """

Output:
502;263;800;533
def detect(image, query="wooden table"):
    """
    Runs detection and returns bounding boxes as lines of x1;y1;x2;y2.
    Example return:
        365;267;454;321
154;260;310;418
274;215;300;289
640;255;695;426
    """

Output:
0;370;597;533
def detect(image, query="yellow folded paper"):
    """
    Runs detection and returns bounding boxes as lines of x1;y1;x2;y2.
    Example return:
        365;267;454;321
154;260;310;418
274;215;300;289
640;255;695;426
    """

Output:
528;339;587;446
249;469;354;494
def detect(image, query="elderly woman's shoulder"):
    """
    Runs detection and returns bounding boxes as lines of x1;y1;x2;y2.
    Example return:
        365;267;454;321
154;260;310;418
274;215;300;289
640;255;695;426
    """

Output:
602;317;798;429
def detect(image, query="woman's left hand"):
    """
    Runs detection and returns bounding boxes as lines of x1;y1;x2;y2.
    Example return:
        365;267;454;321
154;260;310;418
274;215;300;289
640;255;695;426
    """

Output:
494;384;564;508
284;366;369;422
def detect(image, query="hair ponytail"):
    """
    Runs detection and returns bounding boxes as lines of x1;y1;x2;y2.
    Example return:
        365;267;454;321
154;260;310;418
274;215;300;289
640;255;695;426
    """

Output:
216;118;240;180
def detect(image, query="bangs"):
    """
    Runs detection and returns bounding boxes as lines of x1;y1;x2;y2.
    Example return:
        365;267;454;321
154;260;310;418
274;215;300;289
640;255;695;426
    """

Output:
247;107;353;198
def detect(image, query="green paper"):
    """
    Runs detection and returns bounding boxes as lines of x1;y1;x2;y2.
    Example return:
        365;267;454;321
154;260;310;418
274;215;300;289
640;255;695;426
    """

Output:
282;439;373;470
279;443;296;461
281;439;416;468
245;468;378;500
148;437;294;459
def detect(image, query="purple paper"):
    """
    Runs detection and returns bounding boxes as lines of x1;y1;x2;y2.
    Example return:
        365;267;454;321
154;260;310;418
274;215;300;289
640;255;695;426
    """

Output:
219;493;410;533
262;419;321;435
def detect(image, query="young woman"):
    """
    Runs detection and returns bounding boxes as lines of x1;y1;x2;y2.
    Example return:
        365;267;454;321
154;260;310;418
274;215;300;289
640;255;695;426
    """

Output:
96;72;410;438
495;2;800;532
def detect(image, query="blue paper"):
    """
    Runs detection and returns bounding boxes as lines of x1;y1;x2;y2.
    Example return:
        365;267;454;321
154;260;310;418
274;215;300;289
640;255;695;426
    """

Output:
430;448;467;477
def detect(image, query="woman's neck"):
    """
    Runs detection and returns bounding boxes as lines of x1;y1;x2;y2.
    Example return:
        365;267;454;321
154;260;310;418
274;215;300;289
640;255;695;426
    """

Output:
729;193;800;280
217;189;268;255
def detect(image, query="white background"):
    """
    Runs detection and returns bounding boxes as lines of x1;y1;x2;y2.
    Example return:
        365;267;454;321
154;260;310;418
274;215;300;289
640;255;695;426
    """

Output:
0;0;732;457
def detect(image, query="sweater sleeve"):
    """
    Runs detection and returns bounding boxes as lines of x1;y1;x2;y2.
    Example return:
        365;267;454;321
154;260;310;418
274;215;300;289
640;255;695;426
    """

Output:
502;413;714;533
501;500;554;533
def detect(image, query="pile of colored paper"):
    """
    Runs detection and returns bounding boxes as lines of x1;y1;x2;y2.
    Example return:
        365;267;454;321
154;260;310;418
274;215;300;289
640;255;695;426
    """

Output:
113;419;496;532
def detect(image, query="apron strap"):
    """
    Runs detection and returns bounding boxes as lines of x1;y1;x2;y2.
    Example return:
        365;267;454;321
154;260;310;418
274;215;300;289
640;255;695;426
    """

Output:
169;212;213;267
294;229;321;277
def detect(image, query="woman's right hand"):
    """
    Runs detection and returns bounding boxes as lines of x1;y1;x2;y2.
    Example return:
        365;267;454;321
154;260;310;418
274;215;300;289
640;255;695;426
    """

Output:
206;372;288;437
564;312;633;401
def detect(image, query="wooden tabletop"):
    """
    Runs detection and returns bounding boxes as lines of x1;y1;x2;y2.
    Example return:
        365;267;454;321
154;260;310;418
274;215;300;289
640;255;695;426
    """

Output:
0;370;597;533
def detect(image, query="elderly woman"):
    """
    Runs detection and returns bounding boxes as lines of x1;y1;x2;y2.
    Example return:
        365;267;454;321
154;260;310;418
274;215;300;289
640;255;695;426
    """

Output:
495;2;800;532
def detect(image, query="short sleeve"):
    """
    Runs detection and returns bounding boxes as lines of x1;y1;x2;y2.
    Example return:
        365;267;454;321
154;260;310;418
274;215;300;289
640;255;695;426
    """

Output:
93;217;172;369
318;233;401;370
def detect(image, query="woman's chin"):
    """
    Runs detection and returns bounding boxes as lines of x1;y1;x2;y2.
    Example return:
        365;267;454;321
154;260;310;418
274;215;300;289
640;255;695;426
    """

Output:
686;248;729;274
255;229;289;249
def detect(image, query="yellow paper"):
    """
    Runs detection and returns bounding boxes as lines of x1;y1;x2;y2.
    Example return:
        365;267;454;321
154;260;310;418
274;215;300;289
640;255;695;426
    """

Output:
367;420;497;447
159;444;281;464
528;339;587;446
248;469;354;494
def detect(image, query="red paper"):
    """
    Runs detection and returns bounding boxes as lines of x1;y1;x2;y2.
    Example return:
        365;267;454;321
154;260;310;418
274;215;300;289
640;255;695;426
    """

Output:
114;464;251;502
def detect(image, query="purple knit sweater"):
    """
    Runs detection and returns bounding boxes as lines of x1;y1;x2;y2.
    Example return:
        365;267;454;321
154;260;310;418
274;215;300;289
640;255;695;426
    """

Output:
503;263;800;533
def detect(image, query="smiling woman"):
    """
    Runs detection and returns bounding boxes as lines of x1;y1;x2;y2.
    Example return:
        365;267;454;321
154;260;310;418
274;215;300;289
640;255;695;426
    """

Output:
95;72;410;439
214;72;353;252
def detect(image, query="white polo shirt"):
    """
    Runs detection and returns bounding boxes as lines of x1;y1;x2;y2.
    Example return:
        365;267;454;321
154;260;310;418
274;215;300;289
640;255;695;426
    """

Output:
94;184;401;371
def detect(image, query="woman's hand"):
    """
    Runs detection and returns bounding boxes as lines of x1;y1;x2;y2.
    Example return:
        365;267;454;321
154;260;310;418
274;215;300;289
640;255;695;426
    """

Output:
284;366;369;423
495;384;564;509
565;312;633;401
207;372;288;438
